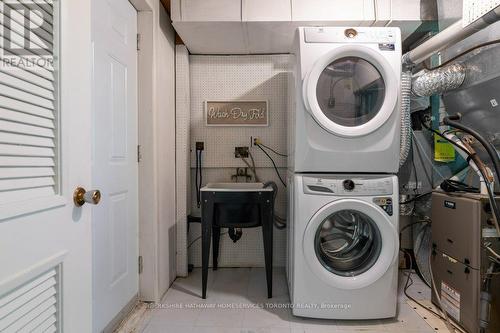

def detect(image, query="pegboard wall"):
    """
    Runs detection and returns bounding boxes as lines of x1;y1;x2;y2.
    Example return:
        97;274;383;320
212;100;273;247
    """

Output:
188;55;293;268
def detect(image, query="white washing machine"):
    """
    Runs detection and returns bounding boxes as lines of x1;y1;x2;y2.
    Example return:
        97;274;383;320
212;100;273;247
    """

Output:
287;174;399;319
288;27;402;173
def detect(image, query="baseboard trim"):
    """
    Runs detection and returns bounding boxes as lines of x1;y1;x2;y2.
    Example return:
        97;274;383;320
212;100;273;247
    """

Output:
102;294;139;333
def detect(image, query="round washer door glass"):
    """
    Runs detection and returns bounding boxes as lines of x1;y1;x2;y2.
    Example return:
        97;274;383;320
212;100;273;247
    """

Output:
316;57;385;127
315;209;382;277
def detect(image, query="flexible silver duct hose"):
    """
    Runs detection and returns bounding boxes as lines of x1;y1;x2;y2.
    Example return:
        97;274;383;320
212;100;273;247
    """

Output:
412;63;466;97
399;70;412;167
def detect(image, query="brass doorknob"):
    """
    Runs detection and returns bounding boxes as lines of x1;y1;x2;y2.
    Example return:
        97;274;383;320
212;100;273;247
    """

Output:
73;187;101;207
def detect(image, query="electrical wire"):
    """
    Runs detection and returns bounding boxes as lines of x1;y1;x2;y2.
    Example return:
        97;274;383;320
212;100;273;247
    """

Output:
440;179;480;193
444;115;500;183
256;144;287;187
412;130;449;181
258;143;288;157
428;119;500;234
240;151;287;229
399;219;430;235
484;243;500;260
195;150;202;208
400;192;432;204
401;250;465;333
425;39;500;70
419;113;500;235
439;115;500;236
419;115;470;155
263;181;287;229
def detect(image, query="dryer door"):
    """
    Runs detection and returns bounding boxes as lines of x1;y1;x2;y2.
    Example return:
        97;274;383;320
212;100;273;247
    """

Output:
303;46;398;137
303;199;398;290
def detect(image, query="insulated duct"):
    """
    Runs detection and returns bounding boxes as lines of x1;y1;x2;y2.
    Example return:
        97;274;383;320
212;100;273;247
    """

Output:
399;71;412;167
412;63;466;97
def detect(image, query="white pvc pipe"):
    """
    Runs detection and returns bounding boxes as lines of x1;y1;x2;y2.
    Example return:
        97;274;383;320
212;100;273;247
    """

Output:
404;6;500;66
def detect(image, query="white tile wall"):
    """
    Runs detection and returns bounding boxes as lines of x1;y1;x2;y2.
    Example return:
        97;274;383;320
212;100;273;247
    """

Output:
188;55;293;267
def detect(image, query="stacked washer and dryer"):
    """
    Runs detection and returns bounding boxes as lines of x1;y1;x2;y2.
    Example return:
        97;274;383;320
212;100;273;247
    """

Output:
286;27;402;319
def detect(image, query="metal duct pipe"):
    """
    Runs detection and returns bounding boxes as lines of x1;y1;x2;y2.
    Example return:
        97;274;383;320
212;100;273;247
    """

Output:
403;5;500;67
412;63;466;97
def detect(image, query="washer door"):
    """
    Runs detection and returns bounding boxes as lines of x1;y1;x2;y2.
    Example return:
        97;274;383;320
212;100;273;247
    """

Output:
303;199;398;290
303;46;398;137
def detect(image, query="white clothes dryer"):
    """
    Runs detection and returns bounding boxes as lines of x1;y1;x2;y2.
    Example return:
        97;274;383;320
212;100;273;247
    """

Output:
288;27;402;173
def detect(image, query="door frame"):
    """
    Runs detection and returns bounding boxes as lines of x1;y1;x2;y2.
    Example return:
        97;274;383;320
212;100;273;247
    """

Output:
91;0;171;329
91;0;143;331
133;0;158;302
134;0;176;302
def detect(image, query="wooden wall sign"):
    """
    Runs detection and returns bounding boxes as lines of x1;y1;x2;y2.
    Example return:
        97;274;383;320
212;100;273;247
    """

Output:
205;101;269;126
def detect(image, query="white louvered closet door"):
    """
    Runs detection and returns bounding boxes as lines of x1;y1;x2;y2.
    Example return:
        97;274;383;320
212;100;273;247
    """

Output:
0;0;57;205
0;1;94;332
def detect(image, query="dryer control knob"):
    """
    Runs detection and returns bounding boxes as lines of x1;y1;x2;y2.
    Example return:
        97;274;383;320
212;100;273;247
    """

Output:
343;179;355;191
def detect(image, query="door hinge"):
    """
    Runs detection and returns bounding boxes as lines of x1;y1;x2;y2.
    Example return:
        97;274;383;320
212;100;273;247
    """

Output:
137;33;141;51
138;256;143;274
137;144;142;162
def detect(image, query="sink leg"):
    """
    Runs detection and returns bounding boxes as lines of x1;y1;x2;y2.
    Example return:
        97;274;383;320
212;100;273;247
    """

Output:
261;201;273;298
202;197;213;299
213;226;221;270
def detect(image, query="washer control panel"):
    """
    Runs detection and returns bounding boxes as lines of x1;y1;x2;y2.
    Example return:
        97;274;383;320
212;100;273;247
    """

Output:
373;197;394;216
303;176;393;196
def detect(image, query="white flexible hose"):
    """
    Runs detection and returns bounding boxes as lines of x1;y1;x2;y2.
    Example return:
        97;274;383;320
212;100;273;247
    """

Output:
399;71;412;167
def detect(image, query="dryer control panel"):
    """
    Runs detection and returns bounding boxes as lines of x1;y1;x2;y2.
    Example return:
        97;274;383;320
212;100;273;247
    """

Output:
304;27;398;44
303;176;394;196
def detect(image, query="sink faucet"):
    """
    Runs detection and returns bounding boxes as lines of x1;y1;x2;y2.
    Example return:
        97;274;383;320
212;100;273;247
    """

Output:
231;167;252;183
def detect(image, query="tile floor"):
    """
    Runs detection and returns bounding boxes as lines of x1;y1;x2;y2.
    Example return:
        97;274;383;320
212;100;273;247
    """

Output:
133;268;437;333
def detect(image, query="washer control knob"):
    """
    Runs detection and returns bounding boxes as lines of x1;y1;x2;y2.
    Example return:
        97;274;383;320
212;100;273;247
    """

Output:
343;179;355;191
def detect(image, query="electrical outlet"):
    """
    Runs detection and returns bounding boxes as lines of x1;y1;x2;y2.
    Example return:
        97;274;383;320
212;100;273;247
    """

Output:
253;137;261;146
235;146;249;158
196;141;204;151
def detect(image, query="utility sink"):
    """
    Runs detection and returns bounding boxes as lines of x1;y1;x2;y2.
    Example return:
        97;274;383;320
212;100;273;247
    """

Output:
201;182;273;192
200;182;275;299
200;182;274;229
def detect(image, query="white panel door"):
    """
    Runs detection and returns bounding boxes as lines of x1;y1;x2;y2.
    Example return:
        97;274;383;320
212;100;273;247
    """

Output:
91;0;138;331
0;1;93;332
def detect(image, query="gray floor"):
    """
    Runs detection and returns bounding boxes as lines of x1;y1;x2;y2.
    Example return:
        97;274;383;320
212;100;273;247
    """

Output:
139;268;436;333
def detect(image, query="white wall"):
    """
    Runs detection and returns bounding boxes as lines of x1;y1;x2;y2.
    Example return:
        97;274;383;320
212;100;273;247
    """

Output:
187;55;292;267
157;4;177;298
175;45;191;277
137;0;176;302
